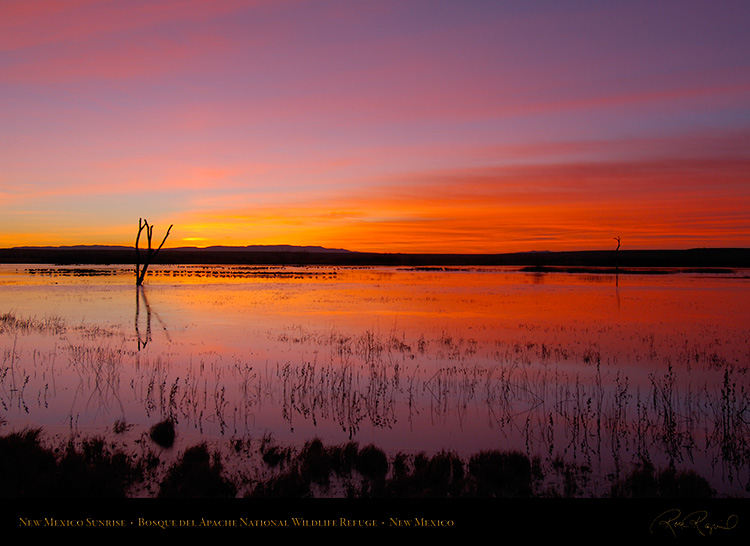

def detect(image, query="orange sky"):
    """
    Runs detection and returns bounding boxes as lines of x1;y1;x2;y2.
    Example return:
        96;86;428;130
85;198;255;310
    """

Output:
1;1;749;253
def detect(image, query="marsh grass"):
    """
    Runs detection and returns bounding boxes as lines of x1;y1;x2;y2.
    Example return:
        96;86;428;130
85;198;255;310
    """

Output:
0;312;66;336
1;308;748;497
157;443;236;498
0;428;143;497
610;461;714;498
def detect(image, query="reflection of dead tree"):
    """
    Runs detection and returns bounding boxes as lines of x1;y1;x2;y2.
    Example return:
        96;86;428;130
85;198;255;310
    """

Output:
135;287;152;350
613;236;621;275
134;286;171;351
135;218;172;286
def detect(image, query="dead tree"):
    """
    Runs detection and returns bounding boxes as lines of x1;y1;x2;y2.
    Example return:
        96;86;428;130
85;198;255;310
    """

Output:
135;218;172;286
613;236;621;274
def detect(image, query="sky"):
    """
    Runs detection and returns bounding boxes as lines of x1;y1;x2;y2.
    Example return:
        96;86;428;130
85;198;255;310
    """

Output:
1;0;749;253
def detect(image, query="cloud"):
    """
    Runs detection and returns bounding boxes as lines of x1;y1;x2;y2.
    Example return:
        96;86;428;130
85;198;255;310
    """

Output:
2;1;749;251
161;135;750;253
0;0;268;52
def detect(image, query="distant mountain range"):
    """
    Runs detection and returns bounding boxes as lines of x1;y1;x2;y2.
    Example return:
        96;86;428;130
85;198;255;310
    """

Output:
11;244;354;253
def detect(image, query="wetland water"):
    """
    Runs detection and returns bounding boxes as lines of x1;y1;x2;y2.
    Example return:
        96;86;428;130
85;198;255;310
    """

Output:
1;263;748;496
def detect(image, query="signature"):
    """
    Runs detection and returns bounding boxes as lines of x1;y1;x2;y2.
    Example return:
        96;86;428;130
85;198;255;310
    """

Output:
650;509;738;537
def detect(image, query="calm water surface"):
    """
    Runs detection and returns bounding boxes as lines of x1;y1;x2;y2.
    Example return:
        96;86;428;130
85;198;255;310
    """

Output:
1;264;748;496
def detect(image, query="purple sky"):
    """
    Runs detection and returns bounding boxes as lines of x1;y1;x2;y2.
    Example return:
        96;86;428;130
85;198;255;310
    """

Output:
2;0;749;252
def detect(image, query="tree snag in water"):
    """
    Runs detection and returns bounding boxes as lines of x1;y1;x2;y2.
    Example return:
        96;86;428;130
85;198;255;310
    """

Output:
613;236;621;275
135;218;172;286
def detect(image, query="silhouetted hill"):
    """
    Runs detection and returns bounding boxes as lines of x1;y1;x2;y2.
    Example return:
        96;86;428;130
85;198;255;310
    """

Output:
173;244;353;253
10;244;352;253
1;245;749;269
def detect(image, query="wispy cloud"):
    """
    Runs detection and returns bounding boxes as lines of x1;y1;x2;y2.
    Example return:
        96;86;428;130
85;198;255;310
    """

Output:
1;1;748;251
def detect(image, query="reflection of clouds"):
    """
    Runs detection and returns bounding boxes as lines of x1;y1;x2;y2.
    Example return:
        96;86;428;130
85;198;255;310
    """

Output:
3;267;749;495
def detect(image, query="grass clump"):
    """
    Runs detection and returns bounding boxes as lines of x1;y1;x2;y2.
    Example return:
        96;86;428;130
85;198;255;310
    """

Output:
385;451;466;498
149;418;176;448
158;443;236;498
259;433;292;468
0;429;60;497
299;438;335;485
253;438;362;497
58;437;142;497
610;462;714;498
355;444;389;480
113;419;130;434
0;428;142;497
466;450;533;497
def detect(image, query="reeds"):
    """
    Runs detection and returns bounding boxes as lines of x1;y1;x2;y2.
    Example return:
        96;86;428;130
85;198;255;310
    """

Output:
1;308;748;497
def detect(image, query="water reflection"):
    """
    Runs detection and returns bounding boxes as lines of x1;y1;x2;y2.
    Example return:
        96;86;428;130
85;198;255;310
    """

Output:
135;286;151;350
0;265;748;496
134;286;170;351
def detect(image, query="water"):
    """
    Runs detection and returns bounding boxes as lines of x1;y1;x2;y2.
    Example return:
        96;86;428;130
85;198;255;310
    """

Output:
1;263;748;496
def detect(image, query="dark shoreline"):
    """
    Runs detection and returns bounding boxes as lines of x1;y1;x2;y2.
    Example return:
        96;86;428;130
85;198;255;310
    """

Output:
3;426;742;540
2;247;749;269
0;426;720;501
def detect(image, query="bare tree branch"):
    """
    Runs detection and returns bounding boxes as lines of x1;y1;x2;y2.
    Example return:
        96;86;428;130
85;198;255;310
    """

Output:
135;218;172;286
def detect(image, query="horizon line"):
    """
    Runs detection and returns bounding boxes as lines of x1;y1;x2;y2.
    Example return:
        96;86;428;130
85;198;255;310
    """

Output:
4;244;750;255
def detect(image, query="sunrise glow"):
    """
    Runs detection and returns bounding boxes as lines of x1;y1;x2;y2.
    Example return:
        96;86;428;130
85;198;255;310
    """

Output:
2;0;748;253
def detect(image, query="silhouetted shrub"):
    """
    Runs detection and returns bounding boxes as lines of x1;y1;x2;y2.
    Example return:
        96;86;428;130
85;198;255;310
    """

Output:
424;451;465;496
392;452;410;480
467;450;532;497
157;443;236;498
262;444;292;467
385;451;466;497
299;438;334;485
356;444;388;479
149;419;176;448
58;437;141;497
328;441;359;476
657;468;714;497
0;429;141;497
1;429;718;499
611;463;714;498
0;428;60;496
